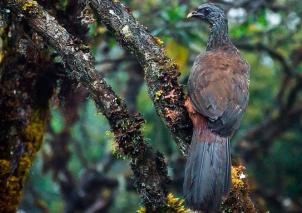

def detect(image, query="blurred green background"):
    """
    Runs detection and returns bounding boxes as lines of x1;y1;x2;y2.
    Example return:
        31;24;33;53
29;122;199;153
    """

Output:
18;0;302;212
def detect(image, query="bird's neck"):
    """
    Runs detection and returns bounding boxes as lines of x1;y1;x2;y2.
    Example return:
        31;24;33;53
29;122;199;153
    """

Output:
207;19;232;51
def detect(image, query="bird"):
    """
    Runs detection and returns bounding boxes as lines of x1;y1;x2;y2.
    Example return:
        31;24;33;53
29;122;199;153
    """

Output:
184;3;250;212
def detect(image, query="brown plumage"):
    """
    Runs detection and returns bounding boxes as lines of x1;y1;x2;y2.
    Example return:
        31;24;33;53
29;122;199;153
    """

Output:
189;47;249;136
184;3;250;212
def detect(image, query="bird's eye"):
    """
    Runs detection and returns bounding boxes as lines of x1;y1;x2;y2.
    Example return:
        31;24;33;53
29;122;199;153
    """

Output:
203;8;210;16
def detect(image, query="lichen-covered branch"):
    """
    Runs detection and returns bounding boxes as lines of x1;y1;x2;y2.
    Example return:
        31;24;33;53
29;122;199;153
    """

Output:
89;0;192;154
0;24;55;211
222;161;257;213
88;1;258;212
236;105;302;162
3;0;258;212
4;0;170;209
138;193;190;213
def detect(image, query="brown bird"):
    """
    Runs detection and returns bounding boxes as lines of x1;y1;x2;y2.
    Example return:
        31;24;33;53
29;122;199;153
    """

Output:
184;3;250;212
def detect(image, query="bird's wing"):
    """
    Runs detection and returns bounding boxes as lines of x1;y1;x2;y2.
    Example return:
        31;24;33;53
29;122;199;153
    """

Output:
188;49;249;136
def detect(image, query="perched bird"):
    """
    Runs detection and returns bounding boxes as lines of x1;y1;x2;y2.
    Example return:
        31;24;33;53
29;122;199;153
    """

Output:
184;3;250;212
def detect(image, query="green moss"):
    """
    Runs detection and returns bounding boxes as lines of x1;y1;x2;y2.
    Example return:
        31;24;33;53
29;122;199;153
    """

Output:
0;176;22;212
166;193;189;213
21;0;37;10
137;193;190;213
221;164;256;213
0;160;10;176
14;0;39;15
0;108;47;212
24;109;46;151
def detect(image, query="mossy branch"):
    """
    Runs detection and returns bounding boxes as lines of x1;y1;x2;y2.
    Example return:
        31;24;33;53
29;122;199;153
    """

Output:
89;0;192;155
0;27;53;211
222;163;257;213
4;0;170;210
88;1;258;212
3;0;258;212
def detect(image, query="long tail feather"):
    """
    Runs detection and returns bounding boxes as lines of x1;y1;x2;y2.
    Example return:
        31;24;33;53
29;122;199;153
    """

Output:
183;128;231;212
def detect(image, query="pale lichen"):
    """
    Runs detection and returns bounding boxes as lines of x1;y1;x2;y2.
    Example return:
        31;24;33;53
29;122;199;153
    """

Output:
121;25;132;38
19;0;38;14
137;193;191;213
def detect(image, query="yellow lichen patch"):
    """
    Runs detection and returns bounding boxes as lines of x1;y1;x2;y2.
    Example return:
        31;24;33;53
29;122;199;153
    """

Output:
231;165;246;189
0;175;22;212
0;108;47;212
24;109;46;151
0;160;10;176
97;26;107;34
111;140;126;160
25;142;34;155
136;207;146;213
136;193;190;213
166;193;190;213
20;0;38;13
222;163;256;212
154;36;164;45
155;90;164;100
0;52;4;65
17;156;32;175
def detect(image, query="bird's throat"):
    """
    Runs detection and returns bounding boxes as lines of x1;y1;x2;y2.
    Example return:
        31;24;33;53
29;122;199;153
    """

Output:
207;20;231;51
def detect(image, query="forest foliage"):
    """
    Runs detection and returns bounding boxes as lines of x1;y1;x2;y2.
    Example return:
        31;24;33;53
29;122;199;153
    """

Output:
1;0;302;212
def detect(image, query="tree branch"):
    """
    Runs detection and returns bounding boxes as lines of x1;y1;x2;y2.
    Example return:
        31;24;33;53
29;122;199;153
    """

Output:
0;11;57;211
235;42;302;162
236;42;302;78
236;104;302;162
89;1;258;211
4;0;258;211
222;161;257;213
89;0;192;154
5;0;170;209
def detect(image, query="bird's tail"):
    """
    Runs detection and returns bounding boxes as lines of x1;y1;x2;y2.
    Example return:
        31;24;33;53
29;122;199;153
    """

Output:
183;127;231;212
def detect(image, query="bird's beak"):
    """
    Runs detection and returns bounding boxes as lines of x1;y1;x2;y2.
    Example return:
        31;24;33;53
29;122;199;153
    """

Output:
187;11;196;18
187;11;203;19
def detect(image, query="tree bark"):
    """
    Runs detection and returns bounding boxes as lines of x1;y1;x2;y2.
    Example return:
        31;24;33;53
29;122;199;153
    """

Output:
0;16;55;211
89;0;193;154
4;0;170;210
2;0;258;212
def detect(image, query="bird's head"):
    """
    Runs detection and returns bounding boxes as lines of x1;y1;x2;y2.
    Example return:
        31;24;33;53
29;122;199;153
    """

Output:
187;3;226;26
